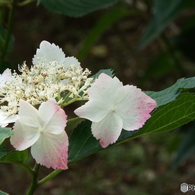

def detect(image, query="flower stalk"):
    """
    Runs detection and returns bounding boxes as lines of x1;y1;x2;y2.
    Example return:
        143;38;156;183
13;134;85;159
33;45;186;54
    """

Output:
26;163;40;195
38;169;63;187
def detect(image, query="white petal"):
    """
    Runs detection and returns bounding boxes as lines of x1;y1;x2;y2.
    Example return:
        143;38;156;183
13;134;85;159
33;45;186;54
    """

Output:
91;112;123;148
10;120;40;150
74;99;109;122
0;115;19;127
18;100;41;128
0;69;12;87
39;100;67;134
0;110;18;127
63;56;80;68
31;131;69;170
32;40;66;65
115;85;157;130
88;73;122;106
0;110;9;124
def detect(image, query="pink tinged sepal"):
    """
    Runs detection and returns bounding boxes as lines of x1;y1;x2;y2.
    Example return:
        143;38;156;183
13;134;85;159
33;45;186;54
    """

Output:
39;100;67;134
10;120;41;151
114;85;157;130
17;99;41;127
10;100;69;169
31;131;69;170
74;99;109;122
92;112;123;148
88;73;122;102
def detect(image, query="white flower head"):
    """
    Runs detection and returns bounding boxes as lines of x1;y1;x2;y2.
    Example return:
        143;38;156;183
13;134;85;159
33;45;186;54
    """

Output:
74;73;157;148
10;100;69;170
0;41;92;115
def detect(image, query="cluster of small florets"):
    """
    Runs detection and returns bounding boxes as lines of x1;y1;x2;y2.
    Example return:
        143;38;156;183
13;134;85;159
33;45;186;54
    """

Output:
0;59;93;115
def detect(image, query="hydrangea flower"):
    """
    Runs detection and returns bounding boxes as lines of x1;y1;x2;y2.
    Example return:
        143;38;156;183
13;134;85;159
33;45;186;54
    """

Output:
74;73;157;148
10;100;69;170
0;41;92;115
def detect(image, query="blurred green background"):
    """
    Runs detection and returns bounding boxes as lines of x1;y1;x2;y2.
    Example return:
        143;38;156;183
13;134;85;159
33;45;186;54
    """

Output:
1;0;195;194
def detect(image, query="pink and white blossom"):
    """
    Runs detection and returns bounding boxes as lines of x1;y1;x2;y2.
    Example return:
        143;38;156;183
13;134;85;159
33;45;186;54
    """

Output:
32;40;80;67
10;100;69;170
74;73;157;148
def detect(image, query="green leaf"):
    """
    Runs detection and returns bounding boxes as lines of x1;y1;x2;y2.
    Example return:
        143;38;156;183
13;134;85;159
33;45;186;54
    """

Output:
0;190;9;195
146;77;195;107
172;121;195;169
0;143;7;158
91;69;114;79
138;0;195;49
77;7;131;60
69;93;195;164
41;0;120;17
0;25;14;55
0;150;28;163
68;120;101;163
0;127;13;145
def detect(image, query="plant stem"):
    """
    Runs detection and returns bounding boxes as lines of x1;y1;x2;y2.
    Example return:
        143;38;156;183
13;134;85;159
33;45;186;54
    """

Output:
19;162;34;175
1;0;17;64
26;163;40;195
67;117;82;124
38;169;63;186
0;1;10;5
62;97;87;107
18;0;35;7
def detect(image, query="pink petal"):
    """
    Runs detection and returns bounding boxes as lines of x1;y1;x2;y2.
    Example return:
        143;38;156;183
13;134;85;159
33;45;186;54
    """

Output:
39;100;67;134
10;120;40;150
91;112;123;148
31;131;69;170
32;40;65;65
74;99;109;122
115;85;157;130
18;100;41;128
88;73;122;104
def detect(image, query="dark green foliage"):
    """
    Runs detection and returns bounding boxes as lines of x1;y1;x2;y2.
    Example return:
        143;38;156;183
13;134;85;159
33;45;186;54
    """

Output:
40;0;121;17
